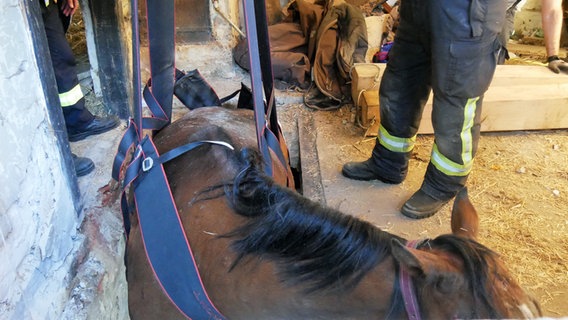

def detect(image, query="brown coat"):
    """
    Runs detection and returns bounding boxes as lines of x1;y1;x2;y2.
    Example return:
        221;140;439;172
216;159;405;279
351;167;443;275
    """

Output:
234;0;368;101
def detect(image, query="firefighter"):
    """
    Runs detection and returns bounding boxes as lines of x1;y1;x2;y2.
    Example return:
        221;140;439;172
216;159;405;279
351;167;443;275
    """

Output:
342;0;506;219
40;0;120;176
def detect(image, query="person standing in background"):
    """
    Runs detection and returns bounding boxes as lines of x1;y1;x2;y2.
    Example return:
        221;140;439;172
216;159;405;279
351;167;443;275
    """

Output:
342;0;506;219
40;0;120;176
500;0;568;74
541;0;568;73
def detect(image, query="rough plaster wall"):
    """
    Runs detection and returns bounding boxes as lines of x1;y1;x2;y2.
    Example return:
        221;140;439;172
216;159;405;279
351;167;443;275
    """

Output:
0;1;81;318
174;0;237;72
514;0;568;46
515;0;545;36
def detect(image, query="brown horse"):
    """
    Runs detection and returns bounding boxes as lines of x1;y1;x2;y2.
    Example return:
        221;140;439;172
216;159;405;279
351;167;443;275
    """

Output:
126;107;541;319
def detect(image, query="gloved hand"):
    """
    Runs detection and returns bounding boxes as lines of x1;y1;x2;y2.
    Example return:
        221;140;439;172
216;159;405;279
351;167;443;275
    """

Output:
547;56;568;75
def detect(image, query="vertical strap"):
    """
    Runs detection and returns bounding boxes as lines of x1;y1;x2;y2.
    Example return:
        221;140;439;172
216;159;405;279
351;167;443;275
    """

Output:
242;0;271;170
134;138;225;320
242;0;295;187
252;0;278;131
145;0;175;128
131;0;143;140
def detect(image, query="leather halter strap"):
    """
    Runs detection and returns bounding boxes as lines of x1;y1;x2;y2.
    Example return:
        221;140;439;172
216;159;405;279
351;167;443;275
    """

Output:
399;239;422;320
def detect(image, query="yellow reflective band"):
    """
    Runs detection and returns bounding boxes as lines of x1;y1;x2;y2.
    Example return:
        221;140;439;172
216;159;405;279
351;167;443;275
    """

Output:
431;143;473;176
58;84;84;107
460;97;478;164
45;0;49;6
378;125;416;153
430;97;479;176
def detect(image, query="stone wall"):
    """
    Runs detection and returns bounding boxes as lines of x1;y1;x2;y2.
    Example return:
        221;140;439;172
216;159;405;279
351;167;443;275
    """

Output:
1;1;81;317
0;1;127;319
0;0;248;319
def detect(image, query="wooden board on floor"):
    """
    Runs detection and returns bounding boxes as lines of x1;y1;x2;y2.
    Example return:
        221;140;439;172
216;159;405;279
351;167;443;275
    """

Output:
418;65;568;134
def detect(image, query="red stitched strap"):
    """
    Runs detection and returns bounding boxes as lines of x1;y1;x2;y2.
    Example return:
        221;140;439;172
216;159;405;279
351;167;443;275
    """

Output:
400;240;422;320
134;137;226;320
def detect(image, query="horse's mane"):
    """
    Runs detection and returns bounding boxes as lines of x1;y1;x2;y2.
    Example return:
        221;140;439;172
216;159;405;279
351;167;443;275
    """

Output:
221;147;508;317
426;235;503;319
223;148;402;293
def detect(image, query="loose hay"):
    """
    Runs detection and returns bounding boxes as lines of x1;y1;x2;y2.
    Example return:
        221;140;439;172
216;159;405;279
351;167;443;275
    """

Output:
326;117;568;315
462;131;568;312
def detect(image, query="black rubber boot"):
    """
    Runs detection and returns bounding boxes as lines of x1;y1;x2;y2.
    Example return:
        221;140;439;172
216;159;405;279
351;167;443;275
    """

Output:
342;159;402;184
401;189;452;219
68;115;120;142
73;154;95;177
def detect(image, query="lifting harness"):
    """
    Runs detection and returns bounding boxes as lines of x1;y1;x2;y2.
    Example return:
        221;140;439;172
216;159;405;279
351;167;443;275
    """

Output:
111;0;294;318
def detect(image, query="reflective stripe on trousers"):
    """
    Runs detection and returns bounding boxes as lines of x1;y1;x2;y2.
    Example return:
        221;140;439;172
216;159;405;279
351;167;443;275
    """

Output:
378;125;416;153
430;97;478;177
58;84;84;107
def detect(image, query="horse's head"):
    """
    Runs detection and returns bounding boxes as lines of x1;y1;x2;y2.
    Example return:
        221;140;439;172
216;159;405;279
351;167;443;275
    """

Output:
391;188;541;319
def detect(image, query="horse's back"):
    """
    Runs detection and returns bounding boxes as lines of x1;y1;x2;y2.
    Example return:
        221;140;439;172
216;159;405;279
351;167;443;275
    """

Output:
127;107;258;319
155;107;258;154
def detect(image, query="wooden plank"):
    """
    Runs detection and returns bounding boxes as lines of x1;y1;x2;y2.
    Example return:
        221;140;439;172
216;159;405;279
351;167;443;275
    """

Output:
361;90;380;137
418;65;568;133
418;82;568;133
83;0;130;118
490;65;563;86
298;113;326;204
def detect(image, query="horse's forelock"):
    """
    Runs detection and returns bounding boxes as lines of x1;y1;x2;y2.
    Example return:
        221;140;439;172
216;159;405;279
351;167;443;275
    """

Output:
429;235;503;318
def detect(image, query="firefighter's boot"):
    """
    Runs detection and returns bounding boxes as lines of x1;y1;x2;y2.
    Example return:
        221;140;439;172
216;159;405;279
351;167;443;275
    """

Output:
342;159;403;184
401;188;452;219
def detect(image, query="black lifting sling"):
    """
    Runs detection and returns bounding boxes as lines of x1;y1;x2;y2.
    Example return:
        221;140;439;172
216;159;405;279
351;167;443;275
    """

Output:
111;0;294;318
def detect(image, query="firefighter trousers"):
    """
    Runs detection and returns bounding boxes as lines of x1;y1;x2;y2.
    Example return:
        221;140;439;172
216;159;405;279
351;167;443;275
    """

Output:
370;0;506;201
40;1;94;130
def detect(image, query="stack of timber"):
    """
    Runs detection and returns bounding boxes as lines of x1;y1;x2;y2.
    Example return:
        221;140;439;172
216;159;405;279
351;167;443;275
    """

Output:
418;65;568;134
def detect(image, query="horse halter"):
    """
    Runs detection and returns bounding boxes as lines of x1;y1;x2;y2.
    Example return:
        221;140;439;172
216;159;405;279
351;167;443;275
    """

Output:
400;240;422;320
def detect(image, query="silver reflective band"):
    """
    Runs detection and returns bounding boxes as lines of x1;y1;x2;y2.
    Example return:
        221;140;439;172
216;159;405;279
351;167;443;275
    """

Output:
58;84;84;107
378;125;416;153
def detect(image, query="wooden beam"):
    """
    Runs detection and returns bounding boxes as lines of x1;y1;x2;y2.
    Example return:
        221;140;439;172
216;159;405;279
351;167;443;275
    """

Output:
418;65;568;134
81;0;130;119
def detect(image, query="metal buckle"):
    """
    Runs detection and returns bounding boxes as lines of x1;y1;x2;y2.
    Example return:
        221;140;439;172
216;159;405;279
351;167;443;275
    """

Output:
142;157;154;172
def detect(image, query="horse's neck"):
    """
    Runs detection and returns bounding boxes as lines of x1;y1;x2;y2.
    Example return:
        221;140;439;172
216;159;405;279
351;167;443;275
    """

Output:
341;256;404;318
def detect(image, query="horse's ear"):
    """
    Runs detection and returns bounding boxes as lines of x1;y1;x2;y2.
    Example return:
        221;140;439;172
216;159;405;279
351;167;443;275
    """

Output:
391;239;461;283
451;187;478;240
391;239;425;277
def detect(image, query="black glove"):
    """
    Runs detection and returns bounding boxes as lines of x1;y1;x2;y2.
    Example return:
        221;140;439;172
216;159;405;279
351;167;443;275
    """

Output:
547;56;568;75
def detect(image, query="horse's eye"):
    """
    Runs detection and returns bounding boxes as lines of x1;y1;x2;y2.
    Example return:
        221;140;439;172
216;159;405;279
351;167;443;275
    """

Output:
435;276;455;295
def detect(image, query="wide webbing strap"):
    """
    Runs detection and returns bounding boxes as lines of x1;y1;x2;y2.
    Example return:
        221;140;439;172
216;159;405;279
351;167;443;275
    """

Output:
112;0;294;318
242;0;295;187
113;0;175;182
132;137;226;320
110;0;226;318
145;0;175;127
